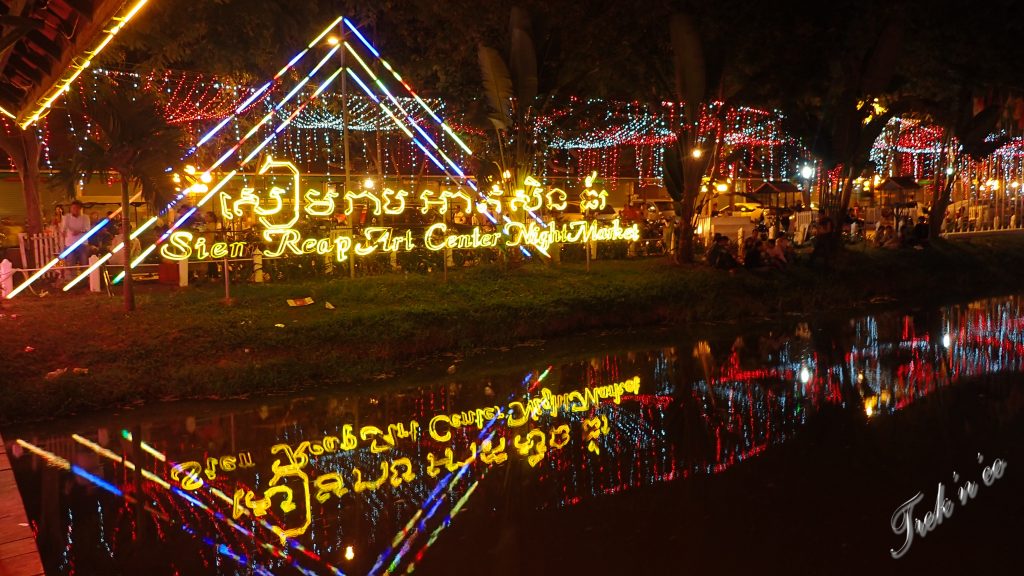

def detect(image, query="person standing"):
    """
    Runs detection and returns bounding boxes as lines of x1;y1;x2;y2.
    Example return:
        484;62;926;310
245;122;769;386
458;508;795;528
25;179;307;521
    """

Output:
61;200;91;271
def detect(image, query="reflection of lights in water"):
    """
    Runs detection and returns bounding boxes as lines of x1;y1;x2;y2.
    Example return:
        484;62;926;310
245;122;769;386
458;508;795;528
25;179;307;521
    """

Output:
15;295;1024;575
864;395;878;418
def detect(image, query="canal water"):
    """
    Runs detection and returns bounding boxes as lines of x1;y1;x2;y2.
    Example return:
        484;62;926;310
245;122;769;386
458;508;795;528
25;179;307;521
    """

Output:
4;294;1023;575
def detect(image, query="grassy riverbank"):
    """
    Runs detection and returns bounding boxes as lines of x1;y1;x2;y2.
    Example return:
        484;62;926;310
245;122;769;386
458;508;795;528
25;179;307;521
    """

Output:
2;235;1024;424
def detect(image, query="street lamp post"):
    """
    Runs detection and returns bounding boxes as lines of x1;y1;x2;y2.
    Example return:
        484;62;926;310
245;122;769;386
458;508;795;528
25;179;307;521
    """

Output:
330;26;355;278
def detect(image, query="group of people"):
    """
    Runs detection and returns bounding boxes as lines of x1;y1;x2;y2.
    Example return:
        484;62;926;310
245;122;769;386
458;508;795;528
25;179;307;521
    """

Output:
874;216;930;249
707;232;795;271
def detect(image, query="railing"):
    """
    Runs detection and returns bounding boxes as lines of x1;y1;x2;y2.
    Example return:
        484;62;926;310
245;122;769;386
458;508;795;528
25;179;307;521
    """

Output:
17;231;62;278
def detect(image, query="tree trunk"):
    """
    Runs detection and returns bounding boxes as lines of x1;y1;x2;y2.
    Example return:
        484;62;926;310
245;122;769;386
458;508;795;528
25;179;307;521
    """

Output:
0;129;43;233
929;136;957;238
929;179;954;238
121;178;135;311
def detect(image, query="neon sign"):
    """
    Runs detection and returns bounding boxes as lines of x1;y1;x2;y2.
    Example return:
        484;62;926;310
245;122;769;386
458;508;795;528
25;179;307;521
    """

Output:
163;377;640;542
161;158;640;262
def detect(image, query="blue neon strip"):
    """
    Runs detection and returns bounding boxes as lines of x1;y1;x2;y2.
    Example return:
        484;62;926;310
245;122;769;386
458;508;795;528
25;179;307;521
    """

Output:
59;218;109;258
276;77;311;110
280;49;310;76
72;465;123;497
236;81;272;112
197;117;233;148
343;17;379;57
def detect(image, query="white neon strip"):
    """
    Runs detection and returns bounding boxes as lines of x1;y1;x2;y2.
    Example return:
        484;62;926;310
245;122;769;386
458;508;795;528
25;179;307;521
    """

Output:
344;67;449;176
63;253;112;291
9;19;344;299
128;65;344;275
308;16;344;48
196;116;233;148
5;261;58;299
276;77;311;110
130;244;157;267
344;43;476;191
235;81;272;113
63;216;157;290
344;17;473;155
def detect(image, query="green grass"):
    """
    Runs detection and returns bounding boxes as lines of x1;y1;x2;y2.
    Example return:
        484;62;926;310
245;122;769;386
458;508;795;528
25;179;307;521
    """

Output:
2;235;1024;424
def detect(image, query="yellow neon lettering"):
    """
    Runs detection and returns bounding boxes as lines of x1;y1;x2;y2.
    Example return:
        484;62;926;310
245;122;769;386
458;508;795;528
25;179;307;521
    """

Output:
263;229;303;257
510;185;543;212
503;221;526;246
352;462;389;493
389;457;416;487
171;461;204;491
424;223;447;250
506;402;529;427
220;455;237;471
237;452;255;468
442;190;473;214
210;242;228;259
340;425;357;450
359;425;396;453
480;437;508;465
257;157;302;231
545;187;568;211
334;236;352;262
513;430;548;467
344;190;383;215
382;188;408;215
204;457;220;480
314;472;349;503
194;237;208;260
219;191;234;221
429;414;452;442
303;188;338;217
229;242;247;258
160;231;193;260
550;424;571;449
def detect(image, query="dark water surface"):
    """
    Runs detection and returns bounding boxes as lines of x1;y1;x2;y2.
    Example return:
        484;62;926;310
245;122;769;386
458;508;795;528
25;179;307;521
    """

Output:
5;295;1024;575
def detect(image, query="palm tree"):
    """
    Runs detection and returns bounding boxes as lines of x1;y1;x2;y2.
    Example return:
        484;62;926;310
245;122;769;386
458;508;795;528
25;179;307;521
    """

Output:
55;82;184;311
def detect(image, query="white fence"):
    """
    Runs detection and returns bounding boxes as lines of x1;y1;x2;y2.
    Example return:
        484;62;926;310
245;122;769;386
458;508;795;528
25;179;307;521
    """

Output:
17;231;62;278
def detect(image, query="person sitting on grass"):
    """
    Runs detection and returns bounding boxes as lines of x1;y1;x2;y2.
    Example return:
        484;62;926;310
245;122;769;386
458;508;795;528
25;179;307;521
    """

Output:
707;234;737;270
808;214;834;266
911;216;930;248
743;238;767;270
766;238;787;268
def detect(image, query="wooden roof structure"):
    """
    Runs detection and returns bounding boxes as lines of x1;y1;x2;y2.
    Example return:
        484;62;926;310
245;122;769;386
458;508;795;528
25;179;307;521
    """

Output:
0;0;144;128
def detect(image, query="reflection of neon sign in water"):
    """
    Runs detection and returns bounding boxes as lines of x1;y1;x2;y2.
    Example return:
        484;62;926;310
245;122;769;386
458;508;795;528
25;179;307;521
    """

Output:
174;378;640;542
15;297;1024;574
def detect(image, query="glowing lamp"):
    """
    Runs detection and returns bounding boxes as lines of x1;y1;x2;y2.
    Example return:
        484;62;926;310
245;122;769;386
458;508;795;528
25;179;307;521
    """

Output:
715;183;728;193
200;172;213;184
345;546;354;561
690;148;703;159
945;167;954;176
800;165;814;179
799;366;811;385
1012;181;1020;189
184;165;197;175
327;36;340;46
363;177;376;189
